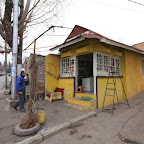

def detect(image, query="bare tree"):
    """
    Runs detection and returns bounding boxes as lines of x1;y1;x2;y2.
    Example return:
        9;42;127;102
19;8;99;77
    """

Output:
0;0;66;63
0;0;70;129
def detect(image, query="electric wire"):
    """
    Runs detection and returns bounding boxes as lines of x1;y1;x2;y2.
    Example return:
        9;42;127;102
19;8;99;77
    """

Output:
89;0;144;14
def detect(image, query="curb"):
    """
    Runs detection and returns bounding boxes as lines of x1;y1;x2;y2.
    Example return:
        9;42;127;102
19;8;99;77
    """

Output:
41;121;71;140
119;133;141;144
15;110;97;144
15;133;43;144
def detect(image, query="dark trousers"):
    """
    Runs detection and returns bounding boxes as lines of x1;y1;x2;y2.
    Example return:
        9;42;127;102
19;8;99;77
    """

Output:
14;91;26;111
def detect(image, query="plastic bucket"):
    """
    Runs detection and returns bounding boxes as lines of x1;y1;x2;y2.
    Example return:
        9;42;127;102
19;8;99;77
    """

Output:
37;108;45;124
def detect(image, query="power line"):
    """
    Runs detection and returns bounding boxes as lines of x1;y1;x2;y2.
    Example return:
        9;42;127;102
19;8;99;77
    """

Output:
23;49;51;53
128;0;144;7
39;34;68;36
26;45;55;50
23;25;72;52
34;50;50;52
89;0;144;14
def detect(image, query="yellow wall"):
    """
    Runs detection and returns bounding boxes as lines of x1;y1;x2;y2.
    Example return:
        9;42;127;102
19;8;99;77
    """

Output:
93;40;123;56
45;54;75;100
76;39;94;55
97;49;144;108
60;39;123;58
45;39;144;109
97;78;124;108
61;46;76;58
45;54;60;92
58;78;75;100
125;50;144;98
121;50;127;98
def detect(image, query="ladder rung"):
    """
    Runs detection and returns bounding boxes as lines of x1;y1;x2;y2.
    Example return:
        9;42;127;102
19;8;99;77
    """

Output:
102;74;130;114
106;94;115;96
106;88;115;90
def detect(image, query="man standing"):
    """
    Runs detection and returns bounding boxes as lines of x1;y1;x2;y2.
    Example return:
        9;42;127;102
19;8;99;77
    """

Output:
13;70;26;112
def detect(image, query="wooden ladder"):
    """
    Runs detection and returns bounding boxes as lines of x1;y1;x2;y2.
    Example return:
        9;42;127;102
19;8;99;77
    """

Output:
102;66;130;114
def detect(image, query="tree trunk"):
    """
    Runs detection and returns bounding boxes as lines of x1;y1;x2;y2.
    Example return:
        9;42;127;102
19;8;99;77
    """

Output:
3;0;13;48
17;0;24;64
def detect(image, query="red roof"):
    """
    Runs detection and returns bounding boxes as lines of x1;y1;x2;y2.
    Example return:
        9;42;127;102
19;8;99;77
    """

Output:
65;25;88;42
133;42;144;51
65;25;108;42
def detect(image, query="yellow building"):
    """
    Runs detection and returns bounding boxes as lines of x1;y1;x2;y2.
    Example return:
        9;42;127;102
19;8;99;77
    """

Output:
45;25;144;110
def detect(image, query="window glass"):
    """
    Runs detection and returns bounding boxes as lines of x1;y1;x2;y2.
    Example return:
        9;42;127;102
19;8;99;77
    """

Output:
97;53;103;72
96;52;121;76
60;57;75;77
104;55;110;72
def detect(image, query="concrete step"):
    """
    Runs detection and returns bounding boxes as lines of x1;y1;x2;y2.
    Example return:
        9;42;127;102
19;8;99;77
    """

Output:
75;93;96;100
64;103;90;111
67;97;96;110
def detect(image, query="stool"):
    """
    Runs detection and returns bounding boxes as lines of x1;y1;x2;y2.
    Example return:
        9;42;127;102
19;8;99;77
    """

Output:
76;86;85;93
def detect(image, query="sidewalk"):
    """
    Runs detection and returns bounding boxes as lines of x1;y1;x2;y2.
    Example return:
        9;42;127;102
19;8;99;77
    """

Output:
119;94;144;144
0;93;89;144
1;91;144;144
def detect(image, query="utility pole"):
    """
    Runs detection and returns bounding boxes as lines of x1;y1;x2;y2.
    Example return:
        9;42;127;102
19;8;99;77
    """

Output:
17;0;24;75
5;42;7;89
11;0;19;99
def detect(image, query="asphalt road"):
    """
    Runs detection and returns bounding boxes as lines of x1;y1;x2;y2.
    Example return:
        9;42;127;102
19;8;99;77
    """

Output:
40;93;144;144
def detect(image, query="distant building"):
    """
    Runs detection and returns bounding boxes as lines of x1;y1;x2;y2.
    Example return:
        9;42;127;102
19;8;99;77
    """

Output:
24;54;45;92
0;66;4;74
133;42;144;51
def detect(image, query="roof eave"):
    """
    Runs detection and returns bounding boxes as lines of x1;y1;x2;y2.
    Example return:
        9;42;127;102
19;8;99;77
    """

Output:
50;36;144;54
50;37;85;51
100;38;143;54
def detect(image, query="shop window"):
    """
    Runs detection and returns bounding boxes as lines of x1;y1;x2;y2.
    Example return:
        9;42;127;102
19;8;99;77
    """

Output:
60;56;75;77
96;52;121;76
115;57;121;74
97;53;103;72
104;55;110;72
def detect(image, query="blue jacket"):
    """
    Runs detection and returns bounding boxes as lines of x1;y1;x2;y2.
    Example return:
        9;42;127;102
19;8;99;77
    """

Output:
16;75;26;92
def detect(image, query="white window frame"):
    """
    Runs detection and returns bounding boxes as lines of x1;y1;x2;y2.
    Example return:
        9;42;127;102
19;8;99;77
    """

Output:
96;52;121;76
60;56;76;77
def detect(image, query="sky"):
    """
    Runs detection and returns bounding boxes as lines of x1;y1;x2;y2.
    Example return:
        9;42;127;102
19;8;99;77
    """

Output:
1;0;144;63
61;0;144;45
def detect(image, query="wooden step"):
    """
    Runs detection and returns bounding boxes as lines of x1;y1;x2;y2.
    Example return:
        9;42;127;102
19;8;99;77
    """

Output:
64;103;90;111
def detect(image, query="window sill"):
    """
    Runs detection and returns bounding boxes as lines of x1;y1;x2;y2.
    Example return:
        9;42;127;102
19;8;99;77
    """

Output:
58;77;75;79
96;76;123;78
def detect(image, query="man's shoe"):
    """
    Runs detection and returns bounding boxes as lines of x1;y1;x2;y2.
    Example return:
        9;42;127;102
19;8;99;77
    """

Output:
20;109;26;113
13;105;17;110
